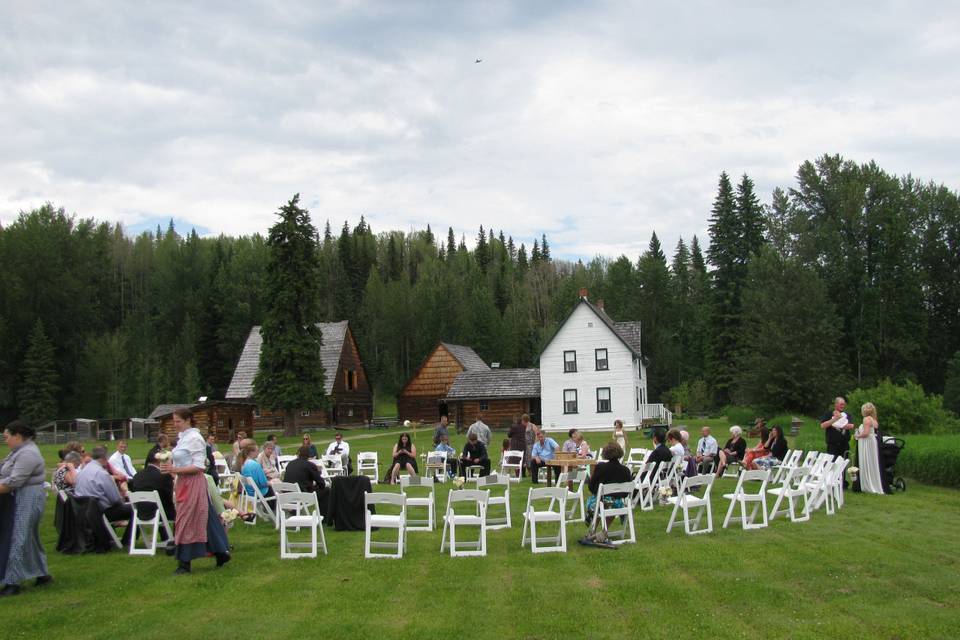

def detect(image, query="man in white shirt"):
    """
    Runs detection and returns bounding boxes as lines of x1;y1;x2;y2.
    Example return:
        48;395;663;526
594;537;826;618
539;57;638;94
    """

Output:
325;432;351;474
108;440;137;480
466;417;492;447
695;427;719;473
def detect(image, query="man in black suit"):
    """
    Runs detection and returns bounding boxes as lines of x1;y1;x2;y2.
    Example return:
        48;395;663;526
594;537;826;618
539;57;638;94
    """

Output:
820;396;855;459
128;459;176;547
283;445;327;497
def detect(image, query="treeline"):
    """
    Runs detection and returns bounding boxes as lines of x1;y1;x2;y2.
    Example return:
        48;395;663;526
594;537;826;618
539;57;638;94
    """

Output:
1;153;958;424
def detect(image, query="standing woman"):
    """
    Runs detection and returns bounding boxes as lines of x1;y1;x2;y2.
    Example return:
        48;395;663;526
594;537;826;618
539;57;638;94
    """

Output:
161;409;230;574
612;420;628;452
855;403;887;495
0;422;52;597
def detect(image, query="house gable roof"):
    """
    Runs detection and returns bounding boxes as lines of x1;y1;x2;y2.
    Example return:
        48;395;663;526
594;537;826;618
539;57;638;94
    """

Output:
224;321;351;399
538;298;642;359
445;368;541;400
440;342;490;372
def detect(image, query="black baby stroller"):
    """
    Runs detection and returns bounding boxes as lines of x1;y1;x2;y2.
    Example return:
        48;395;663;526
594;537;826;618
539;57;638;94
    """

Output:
881;435;906;492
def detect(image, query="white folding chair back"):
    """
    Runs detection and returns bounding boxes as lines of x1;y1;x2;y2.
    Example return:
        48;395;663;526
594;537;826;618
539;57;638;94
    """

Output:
800;450;819;469
440;489;490;557
400;475;436;531
277;455;297;475
590;482;636;544
321;454;345;477
555;468;587;522
128;491;173;555
357;451;379;484
217;468;235;496
768;465;811;522
625;448;650;473
424;451;448;482
499;450;524;483
633;461;662;512
241;475;277;526
771;449;803;483
521;486;568;554
722;469;771;530
477;473;511;529
364;492;406;559
666;474;715;535
277;491;327;558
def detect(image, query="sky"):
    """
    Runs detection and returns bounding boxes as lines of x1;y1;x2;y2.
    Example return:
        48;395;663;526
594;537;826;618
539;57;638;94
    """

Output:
2;1;958;261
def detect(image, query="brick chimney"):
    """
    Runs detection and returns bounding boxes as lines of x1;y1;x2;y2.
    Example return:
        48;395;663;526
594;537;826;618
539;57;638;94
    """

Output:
596;299;604;311
579;287;588;299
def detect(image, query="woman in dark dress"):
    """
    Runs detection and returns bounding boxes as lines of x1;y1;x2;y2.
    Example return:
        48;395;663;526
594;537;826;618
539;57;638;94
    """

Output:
715;425;747;477
388;433;418;484
585;442;633;528
753;425;789;471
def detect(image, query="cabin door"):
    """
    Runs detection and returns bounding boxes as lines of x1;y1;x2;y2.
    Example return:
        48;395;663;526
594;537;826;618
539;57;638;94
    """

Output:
438;401;449;420
529;398;542;426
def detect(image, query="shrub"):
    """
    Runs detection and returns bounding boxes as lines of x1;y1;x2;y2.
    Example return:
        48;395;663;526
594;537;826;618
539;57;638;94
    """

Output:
888;435;960;489
944;351;960;415
719;405;762;427
664;379;713;417
848;379;960;435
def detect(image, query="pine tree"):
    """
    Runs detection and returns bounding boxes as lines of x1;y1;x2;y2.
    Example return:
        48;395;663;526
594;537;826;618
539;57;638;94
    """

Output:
446;227;456;261
323;220;333;243
254;195;327;436
476;225;490;273
424;224;434;246
531;239;541;263
707;172;741;405
765;187;792;256
637;232;674;397
541;234;551;261
18;319;59;426
507;236;516;261
735;173;766;260
517;243;528;273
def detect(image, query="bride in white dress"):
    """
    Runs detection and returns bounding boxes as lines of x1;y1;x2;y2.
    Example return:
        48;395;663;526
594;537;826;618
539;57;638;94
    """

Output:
855;402;885;495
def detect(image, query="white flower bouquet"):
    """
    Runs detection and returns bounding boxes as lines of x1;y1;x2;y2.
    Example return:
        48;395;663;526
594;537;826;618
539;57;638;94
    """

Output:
221;508;240;528
154;450;172;464
453;476;466;489
658;486;673;504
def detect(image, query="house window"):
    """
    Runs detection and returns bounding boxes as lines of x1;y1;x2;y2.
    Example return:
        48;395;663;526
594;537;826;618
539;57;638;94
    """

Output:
563;350;577;373
345;370;357;390
479;400;489;411
597;387;611;413
635;387;639;411
595;348;608;371
563;389;578;414
301;410;311;417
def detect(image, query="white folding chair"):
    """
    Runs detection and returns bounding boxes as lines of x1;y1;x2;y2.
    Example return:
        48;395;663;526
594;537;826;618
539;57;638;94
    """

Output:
832;458;849;510
499;450;524;483
128;491;173;555
555;468;587;522
277;455;297;475
722;469;771;530
633;461;662;512
521;486;567;554
321;454;345;478
240;475;277;526
590;482;636;545
477;473;511;530
364;492;406;559
102;514;124;550
400;475;435;531
357;451;379;484
277;491;327;558
625;448;650;474
273;481;302;528
659;461;684;500
800;450;819;469
771;449;803;484
666;474;715;535
440;489;490;557
812;458;848;515
768;465;811;523
217;468;235;496
424;451;448;482
722;459;742;479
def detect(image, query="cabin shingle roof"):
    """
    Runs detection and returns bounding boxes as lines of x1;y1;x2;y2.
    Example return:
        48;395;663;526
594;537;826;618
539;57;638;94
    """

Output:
148;404;191;420
445;368;541;400
440;343;490;371
225;321;349;399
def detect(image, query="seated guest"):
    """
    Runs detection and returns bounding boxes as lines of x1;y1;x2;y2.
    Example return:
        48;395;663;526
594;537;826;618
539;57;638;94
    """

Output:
574;430;592;458
53;451;82;492
586;442;633;524
325;431;351;473
388;432;418;484
715;425;747;477
530;431;559;485
679;430;697;477
459;432;491;476
128;456;176;523
466;416;492;447
752;425;789;471
283;445;327;495
231;430;248;458
667;429;685;466
146;433;170;465
435;435;458;478
301;433;318;459
265;434;282;457
108;440;137;480
258;441;280;481
206;432;218;453
239;442;274;498
695;426;718;473
742;426;772;470
562;429;579;454
433;416;450;447
646;429;673;467
75;445;134;541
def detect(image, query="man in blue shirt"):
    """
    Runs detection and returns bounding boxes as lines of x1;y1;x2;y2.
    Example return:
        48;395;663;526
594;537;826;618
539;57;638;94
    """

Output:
530;431;559;485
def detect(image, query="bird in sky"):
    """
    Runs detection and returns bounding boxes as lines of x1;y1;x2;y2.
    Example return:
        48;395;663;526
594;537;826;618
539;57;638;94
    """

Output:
475;58;483;63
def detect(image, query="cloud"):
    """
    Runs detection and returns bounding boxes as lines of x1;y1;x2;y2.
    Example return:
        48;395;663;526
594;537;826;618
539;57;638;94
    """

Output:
1;1;958;261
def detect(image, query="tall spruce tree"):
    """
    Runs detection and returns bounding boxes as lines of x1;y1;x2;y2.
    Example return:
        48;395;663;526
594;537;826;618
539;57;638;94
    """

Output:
707;172;740;405
541;234;551;261
254;195;326;436
18;319;59;426
475;224;490;273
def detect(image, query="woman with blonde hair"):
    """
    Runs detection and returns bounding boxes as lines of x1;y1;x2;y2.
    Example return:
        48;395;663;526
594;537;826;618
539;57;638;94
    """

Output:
855;403;886;494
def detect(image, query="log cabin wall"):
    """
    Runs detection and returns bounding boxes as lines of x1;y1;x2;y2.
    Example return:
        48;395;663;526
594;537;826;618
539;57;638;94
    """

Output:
452;399;532;431
253;408;330;431
329;326;373;425
158;404;253;441
398;345;466;423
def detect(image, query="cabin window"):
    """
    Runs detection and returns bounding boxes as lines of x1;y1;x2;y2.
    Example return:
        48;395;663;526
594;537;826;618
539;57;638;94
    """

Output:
479;400;489;411
563;389;578;414
345;370;357;390
597;387;611;413
595;348;608;371
239;419;246;427
217;419;224;427
301;410;311;417
348;408;354;417
253;408;261;418
563;350;577;373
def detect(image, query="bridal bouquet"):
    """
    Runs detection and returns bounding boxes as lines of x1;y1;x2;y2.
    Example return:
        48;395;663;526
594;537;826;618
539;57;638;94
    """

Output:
847;466;859;483
453;476;466;489
658;486;673;504
221;508;240;528
154;450;172;464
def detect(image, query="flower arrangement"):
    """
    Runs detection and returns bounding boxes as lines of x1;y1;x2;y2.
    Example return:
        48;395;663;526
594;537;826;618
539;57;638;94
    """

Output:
221;508;239;525
154;450;172;464
453;476;466;489
847;466;859;483
657;486;673;504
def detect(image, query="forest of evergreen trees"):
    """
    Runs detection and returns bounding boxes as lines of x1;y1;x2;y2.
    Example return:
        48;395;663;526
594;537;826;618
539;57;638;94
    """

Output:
2;153;959;425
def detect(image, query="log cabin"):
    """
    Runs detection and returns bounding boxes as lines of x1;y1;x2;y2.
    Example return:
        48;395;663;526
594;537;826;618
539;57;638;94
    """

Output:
224;321;373;430
444;368;541;430
397;342;489;424
147;400;255;442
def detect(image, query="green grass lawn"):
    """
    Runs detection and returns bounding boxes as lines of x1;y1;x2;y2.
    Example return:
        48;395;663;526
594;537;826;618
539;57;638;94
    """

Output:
373;392;398;418
6;428;959;639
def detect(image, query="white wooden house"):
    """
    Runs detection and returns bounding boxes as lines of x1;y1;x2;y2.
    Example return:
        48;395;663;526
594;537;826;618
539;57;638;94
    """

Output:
539;293;670;432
